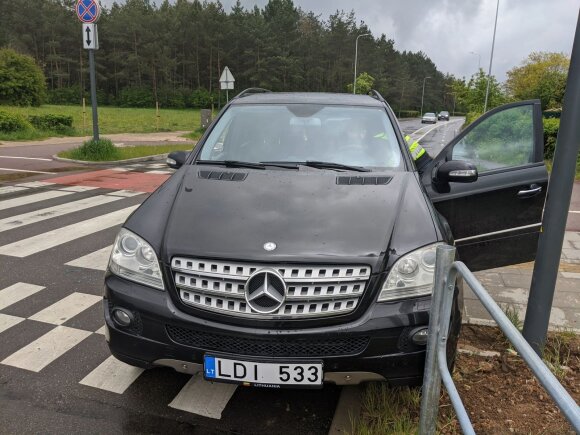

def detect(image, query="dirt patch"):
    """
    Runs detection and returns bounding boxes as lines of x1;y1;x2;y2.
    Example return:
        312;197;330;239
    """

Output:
439;325;579;434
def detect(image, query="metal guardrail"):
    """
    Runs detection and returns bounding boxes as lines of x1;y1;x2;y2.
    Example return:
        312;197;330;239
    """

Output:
418;245;580;434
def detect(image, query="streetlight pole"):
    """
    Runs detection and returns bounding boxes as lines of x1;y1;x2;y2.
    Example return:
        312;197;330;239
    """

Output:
469;51;481;71
420;76;431;117
353;33;371;94
484;0;500;113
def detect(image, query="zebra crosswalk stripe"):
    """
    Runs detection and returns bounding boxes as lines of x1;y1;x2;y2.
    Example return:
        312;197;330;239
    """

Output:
168;372;237;419
66;245;112;271
0;194;124;233
0;313;25;334
80;355;144;394
29;292;101;325
1;325;92;372
0;205;139;257
0;186;29;195
0;190;74;211
0;282;45;311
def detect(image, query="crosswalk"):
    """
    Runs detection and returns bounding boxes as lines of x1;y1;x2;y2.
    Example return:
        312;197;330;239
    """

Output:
0;177;238;421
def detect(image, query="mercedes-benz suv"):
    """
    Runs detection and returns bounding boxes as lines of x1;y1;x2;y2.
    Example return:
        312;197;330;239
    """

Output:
104;90;547;388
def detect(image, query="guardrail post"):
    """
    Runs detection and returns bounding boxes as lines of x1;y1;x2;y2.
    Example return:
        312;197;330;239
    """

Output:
418;244;456;434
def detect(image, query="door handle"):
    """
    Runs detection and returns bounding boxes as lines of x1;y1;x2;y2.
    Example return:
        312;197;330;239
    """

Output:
517;184;542;198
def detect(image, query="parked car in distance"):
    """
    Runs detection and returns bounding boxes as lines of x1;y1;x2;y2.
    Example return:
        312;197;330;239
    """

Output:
104;90;547;390
438;111;450;121
422;112;437;124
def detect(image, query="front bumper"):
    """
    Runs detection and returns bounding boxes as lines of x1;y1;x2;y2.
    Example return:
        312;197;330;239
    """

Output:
104;274;461;386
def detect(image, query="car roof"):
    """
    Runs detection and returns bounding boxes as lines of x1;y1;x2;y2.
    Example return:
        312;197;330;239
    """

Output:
231;92;384;107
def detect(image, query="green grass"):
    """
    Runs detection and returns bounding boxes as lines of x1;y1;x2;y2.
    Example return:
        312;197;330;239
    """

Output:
0;104;202;141
544;159;580;180
59;141;191;162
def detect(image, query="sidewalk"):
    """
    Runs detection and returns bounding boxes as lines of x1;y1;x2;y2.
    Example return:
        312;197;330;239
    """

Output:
0;131;194;148
465;231;580;331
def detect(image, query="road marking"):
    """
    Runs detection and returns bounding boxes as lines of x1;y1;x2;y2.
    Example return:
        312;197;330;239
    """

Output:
0;313;25;334
0;195;123;233
15;181;55;188
0;167;55;174
0;190;73;211
0;155;53;161
29;292;101;325
1;325;91;372
0;283;45;310
59;185;100;192
66;245;112;271
146;163;168;169
0;186;29;195
94;325;106;335
105;190;143;197
569;211;580;214
414;119;464;143
168;373;237;419
80;355;144;394
0;205;138;257
147;170;173;174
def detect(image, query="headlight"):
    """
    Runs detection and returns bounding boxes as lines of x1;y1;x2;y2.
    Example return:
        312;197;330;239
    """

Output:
109;228;165;290
377;243;441;302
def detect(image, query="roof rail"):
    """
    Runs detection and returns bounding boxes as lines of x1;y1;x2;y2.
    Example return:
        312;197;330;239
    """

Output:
368;89;386;102
235;88;272;99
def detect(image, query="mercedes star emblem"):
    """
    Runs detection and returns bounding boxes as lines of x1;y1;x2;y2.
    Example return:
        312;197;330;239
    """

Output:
245;269;286;314
263;242;277;251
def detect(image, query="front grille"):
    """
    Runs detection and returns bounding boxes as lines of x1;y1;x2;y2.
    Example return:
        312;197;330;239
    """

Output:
171;258;371;319
166;325;369;357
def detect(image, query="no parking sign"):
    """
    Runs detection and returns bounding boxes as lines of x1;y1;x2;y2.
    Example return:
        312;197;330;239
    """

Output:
76;0;101;24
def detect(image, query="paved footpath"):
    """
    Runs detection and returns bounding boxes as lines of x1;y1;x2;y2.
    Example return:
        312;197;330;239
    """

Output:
468;230;580;331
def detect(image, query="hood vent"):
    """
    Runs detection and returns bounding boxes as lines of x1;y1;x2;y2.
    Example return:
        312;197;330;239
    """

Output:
336;176;392;186
199;170;247;181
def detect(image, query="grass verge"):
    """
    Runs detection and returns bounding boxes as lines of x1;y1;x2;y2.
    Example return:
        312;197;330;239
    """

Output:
59;141;191;162
0;104;202;140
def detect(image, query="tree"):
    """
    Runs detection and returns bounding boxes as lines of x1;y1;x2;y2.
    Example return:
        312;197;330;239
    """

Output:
346;72;374;94
505;52;569;110
0;48;46;106
460;69;506;115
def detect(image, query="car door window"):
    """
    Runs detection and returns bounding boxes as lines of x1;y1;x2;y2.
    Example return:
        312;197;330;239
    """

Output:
451;105;534;172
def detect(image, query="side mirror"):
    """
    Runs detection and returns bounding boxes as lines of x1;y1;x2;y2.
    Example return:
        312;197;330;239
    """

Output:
435;160;478;184
167;151;188;169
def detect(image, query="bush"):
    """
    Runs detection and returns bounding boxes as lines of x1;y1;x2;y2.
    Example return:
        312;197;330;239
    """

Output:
543;118;560;160
543;108;562;119
0;48;46;106
0;110;32;132
397;110;419;118
28;114;73;133
188;88;215;108
66;138;120;161
48;86;83;105
464;111;482;127
118;87;155;108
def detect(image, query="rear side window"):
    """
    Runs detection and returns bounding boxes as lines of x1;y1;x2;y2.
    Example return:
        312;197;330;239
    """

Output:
199;104;403;170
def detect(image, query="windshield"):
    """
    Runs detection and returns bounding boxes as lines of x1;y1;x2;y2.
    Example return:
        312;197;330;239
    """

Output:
424;113;435;117
198;104;403;170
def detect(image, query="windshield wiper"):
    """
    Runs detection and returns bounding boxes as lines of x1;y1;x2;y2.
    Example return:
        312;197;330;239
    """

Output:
259;161;300;169
196;160;266;170
302;161;371;172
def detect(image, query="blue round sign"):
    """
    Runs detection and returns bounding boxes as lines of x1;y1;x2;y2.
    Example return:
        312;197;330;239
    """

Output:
76;0;101;24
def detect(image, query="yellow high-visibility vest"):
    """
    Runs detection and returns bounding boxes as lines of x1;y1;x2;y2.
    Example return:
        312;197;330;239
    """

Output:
404;135;426;160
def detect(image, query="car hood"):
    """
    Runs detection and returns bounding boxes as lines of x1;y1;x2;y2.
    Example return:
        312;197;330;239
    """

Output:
126;166;439;273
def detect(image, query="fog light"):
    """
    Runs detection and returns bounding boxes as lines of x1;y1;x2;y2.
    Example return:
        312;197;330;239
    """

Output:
411;327;429;346
112;308;133;327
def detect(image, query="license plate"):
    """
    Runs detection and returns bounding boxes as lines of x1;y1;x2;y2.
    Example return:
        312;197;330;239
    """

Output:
203;355;323;388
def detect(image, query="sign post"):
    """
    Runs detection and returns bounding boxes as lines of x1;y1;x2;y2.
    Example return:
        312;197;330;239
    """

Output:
219;66;235;103
76;0;101;142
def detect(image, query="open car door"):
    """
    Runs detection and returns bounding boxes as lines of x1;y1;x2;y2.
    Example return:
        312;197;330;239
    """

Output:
422;100;548;271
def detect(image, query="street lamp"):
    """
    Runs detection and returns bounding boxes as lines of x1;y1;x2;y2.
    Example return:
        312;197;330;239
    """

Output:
353;33;372;94
469;51;481;71
420;76;431;117
484;0;500;113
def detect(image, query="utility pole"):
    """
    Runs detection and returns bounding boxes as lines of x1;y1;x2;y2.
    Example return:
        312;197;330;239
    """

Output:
484;0;500;113
420;76;431;117
353;33;371;94
523;11;580;354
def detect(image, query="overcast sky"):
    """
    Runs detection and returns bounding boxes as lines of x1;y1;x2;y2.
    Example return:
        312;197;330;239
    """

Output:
102;0;578;82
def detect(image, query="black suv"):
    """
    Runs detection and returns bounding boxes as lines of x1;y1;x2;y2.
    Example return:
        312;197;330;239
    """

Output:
104;90;547;388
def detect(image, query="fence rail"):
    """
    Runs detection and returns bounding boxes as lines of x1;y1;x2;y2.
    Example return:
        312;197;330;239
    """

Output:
418;244;580;434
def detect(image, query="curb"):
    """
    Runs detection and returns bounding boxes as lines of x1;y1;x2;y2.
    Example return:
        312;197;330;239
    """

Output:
52;153;169;166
